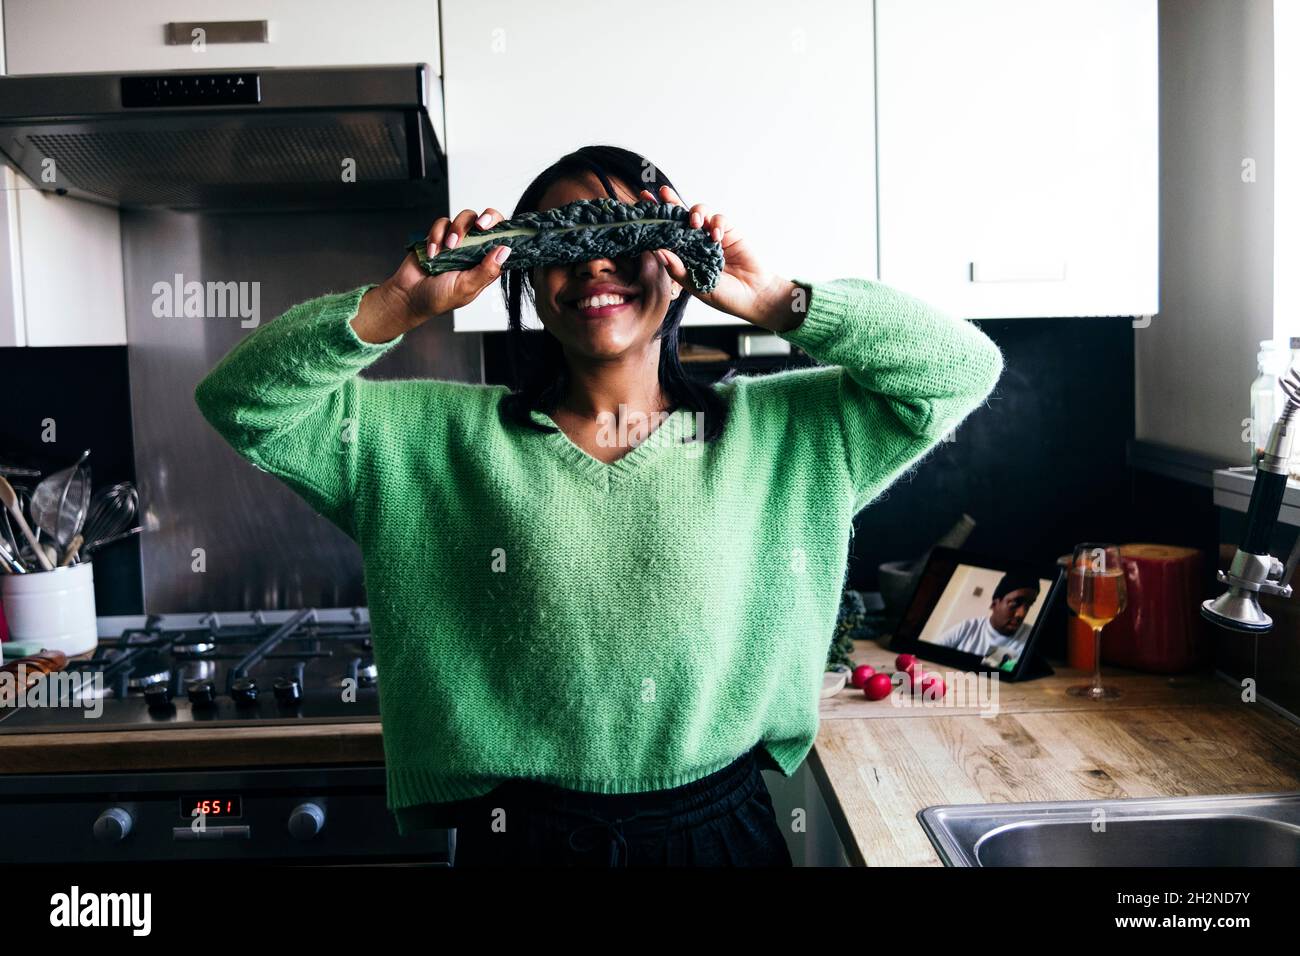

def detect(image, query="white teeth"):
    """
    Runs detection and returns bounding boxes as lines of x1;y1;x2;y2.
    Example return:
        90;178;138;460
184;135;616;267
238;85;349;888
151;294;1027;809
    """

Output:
575;294;629;309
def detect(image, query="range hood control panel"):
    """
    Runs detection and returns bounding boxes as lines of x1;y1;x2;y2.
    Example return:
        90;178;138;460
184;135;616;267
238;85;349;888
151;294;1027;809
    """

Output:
121;73;261;108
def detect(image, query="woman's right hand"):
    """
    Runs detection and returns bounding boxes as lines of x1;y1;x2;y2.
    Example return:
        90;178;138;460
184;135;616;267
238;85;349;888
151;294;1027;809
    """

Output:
352;207;511;343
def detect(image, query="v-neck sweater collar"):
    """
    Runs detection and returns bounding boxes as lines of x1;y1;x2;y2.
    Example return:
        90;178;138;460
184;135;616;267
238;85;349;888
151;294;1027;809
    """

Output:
527;405;697;489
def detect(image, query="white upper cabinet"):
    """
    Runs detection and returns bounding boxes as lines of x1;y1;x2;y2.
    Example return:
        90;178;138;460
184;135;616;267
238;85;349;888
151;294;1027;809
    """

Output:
0;168;24;347
875;0;1159;319
440;0;877;332
2;0;441;74
0;167;128;347
0;12;127;347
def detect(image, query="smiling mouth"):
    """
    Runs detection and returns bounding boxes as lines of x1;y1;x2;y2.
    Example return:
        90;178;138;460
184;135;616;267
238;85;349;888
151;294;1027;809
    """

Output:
568;294;639;318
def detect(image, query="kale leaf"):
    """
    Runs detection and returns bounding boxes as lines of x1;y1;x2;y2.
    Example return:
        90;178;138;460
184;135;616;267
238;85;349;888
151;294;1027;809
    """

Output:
405;198;726;293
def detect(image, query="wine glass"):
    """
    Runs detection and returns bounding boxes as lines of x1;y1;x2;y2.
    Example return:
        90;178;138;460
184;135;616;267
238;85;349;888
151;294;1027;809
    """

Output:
1066;543;1128;700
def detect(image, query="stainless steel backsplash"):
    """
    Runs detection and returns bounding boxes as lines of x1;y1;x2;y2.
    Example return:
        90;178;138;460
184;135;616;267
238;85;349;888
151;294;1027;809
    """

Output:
121;207;481;613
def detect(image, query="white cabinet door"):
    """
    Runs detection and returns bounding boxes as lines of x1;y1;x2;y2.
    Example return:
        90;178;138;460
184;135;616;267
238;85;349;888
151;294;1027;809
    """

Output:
0;168;25;347
13;188;126;347
441;0;876;332
0;179;127;348
2;0;440;74
0;5;127;347
875;0;1158;319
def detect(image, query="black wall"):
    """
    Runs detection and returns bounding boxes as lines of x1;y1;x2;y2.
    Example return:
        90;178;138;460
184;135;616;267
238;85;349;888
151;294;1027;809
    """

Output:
846;316;1136;588
0;345;142;614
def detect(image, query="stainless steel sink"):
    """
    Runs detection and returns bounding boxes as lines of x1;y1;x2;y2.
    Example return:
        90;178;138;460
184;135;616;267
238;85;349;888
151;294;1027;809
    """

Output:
918;791;1300;866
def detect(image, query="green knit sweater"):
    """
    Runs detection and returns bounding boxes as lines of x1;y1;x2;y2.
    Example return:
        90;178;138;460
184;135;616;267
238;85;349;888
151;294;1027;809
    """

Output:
194;276;1002;836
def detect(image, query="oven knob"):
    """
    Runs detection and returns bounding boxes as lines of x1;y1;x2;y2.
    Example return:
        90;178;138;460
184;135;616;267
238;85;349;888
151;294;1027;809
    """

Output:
93;807;133;843
145;684;173;710
232;677;259;705
288;802;325;840
274;677;302;704
186;679;217;707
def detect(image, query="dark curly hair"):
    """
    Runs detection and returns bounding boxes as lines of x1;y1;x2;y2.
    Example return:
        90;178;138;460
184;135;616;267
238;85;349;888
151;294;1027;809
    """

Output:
993;570;1041;601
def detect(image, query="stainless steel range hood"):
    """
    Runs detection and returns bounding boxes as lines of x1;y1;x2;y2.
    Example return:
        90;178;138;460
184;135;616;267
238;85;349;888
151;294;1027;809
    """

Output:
0;63;446;211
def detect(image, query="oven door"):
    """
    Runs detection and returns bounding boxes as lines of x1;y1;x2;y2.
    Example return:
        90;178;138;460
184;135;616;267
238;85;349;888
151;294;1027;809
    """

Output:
0;765;450;865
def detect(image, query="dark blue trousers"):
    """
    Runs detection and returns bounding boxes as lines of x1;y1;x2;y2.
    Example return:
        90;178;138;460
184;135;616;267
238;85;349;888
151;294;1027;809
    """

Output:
448;745;794;867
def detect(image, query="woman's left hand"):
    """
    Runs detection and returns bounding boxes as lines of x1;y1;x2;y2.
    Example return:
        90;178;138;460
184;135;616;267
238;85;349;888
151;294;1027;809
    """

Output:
641;185;802;333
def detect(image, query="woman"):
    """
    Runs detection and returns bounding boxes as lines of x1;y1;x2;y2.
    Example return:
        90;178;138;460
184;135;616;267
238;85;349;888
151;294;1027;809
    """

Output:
194;145;1004;867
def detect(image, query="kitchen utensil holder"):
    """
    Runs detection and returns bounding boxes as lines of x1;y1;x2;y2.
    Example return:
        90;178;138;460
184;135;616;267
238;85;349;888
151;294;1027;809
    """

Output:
0;561;97;657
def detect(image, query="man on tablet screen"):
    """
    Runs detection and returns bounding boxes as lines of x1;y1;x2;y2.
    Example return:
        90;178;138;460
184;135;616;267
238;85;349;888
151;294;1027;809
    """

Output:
932;571;1040;668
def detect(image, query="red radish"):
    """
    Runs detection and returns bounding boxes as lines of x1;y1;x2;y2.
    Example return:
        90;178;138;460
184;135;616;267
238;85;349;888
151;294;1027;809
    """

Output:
895;654;919;675
863;672;893;701
851;665;876;689
920;674;946;701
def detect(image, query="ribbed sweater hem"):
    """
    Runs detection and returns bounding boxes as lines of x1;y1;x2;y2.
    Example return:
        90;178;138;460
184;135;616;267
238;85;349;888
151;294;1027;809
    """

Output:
389;738;814;836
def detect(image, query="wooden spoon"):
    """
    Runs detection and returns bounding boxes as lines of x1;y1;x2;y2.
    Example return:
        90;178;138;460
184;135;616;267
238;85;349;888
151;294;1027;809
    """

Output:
59;534;83;568
0;475;54;571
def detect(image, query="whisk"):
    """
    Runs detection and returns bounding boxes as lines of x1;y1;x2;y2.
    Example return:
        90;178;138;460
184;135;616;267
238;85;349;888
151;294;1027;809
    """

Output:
77;482;140;561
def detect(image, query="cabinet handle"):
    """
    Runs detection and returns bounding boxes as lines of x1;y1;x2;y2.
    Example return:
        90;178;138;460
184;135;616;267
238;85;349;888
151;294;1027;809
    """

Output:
165;21;269;45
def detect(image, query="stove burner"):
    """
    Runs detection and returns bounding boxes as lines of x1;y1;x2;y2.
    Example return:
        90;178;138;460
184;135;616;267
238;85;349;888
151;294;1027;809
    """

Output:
173;641;217;657
127;669;171;691
0;607;379;732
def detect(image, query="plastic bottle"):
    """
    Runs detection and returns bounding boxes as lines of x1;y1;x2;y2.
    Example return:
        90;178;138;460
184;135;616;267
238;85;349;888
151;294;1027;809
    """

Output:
1250;340;1290;463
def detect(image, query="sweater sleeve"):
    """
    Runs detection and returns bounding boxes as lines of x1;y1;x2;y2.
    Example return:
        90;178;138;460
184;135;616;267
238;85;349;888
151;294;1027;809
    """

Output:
193;283;405;537
769;277;1004;513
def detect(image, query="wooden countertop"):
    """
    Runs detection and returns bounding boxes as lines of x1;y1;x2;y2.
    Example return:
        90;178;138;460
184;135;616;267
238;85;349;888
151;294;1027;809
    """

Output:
809;640;1300;866
0;719;386;774
5;638;1298;872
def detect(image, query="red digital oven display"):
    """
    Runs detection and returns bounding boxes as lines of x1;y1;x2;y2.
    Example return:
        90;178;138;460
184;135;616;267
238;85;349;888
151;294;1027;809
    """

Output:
180;795;243;819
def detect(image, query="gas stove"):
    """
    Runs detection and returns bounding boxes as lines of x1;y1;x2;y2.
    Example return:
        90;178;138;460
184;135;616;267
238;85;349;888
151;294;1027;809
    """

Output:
0;607;382;733
0;608;453;866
